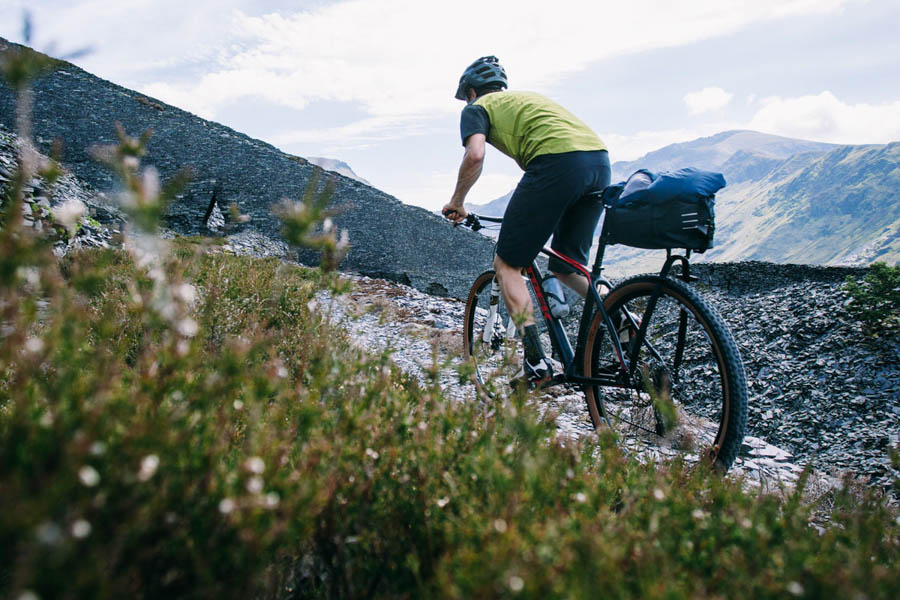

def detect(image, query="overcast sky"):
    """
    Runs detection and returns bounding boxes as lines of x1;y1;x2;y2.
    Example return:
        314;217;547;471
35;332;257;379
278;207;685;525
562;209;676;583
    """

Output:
2;0;899;211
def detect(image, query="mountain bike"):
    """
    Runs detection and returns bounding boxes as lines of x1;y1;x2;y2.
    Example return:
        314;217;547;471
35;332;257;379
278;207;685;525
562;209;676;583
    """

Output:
459;207;748;472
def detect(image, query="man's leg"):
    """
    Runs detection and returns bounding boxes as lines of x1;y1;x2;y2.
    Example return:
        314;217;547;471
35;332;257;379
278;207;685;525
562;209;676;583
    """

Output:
493;254;534;326
493;253;551;386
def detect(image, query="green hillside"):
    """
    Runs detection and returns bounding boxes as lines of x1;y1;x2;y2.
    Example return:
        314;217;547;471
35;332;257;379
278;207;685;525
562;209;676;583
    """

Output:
707;142;900;266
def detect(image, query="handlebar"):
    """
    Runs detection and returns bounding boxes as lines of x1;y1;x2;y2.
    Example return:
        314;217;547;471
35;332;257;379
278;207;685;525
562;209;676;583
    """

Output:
456;213;502;232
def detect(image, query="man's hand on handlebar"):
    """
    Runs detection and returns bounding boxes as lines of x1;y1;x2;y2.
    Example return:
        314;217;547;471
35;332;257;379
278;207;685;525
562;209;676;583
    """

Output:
442;202;468;224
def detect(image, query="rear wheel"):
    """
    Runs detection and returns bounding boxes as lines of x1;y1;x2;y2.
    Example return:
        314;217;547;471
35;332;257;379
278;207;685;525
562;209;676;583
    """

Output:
582;275;748;471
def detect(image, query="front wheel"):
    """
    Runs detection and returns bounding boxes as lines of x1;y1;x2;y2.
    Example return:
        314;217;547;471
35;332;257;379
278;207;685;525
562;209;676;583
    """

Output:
582;275;748;471
463;270;553;396
463;270;522;396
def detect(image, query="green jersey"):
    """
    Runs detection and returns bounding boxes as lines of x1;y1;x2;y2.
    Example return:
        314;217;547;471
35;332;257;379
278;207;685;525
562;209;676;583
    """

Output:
471;91;606;170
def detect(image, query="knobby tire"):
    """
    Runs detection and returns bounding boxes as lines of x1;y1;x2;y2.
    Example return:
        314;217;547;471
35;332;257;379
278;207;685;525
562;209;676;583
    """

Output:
582;275;748;471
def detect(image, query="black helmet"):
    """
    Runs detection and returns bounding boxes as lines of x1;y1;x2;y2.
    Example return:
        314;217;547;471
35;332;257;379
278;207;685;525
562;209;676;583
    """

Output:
455;55;508;101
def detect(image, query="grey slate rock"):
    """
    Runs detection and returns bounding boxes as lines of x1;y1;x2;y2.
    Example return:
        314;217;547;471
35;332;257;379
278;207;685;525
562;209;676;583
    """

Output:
0;37;494;299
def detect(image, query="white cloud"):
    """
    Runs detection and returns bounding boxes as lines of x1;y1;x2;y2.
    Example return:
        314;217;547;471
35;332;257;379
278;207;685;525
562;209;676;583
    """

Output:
0;1;250;79
32;0;853;122
748;91;900;144
269;114;440;152
684;87;734;114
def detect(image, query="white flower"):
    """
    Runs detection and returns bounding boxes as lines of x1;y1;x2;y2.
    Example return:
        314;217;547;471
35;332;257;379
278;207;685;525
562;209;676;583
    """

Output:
508;576;524;592
219;498;235;514
653;488;665;501
436;497;450;508
246;476;264;494
233;400;244;411
574;492;587;503
265;492;280;508
53;198;86;234
787;581;804;596
25;337;44;354
365;448;379;460
71;519;92;539
17;590;40;600
173;283;197;304
17;266;40;286
138;454;160;481
493;519;507;533
177;318;199;338
141;166;160;202
78;465;100;487
246;456;265;474
90;441;106;456
692;509;706;520
36;521;62;545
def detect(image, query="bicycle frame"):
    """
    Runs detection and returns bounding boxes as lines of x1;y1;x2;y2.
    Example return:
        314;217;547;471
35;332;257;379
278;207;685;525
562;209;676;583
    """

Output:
468;212;697;391
525;246;628;387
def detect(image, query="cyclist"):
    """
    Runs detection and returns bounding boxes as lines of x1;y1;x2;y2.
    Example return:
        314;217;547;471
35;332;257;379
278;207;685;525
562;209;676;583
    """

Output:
442;56;611;388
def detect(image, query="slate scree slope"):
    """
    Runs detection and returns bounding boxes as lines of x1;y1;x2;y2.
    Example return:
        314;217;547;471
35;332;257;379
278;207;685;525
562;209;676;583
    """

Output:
0;38;494;298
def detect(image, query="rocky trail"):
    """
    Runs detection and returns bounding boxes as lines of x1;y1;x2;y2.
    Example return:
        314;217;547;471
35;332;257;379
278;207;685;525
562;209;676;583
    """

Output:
320;272;899;499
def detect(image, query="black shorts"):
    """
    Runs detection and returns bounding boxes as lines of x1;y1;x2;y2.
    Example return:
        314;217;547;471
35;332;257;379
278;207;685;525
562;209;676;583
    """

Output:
496;150;611;274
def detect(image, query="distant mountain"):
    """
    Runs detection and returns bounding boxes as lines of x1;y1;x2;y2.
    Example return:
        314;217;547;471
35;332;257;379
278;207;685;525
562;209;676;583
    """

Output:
610;130;839;181
603;141;900;274
306;157;370;185
468;190;511;217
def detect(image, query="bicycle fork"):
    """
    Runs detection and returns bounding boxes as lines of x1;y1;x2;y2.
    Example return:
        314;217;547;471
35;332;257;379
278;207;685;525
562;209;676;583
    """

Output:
482;276;516;345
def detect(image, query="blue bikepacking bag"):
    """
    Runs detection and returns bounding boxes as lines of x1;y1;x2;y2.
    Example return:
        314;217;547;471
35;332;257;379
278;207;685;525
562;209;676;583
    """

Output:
601;167;725;252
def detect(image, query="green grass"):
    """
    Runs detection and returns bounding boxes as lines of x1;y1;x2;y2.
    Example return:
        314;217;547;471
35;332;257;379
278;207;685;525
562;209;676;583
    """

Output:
1;233;898;599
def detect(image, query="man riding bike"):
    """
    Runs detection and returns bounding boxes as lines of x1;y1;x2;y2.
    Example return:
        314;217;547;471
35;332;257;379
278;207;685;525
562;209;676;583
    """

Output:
442;55;611;389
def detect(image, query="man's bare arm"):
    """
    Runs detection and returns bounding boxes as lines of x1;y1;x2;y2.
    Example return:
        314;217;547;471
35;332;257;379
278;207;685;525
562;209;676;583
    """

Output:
442;133;486;222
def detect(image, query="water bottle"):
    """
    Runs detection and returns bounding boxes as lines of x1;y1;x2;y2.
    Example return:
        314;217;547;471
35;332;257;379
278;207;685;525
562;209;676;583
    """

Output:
542;275;570;318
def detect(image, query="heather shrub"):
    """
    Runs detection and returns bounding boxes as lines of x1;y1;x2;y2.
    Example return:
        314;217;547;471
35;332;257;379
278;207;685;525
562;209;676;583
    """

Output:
844;262;900;336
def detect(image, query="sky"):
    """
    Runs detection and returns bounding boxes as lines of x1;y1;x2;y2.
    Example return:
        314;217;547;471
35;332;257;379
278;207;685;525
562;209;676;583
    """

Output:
2;0;899;211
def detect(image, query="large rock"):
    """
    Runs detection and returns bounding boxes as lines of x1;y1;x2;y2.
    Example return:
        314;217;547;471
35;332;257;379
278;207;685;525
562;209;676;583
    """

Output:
0;38;494;298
